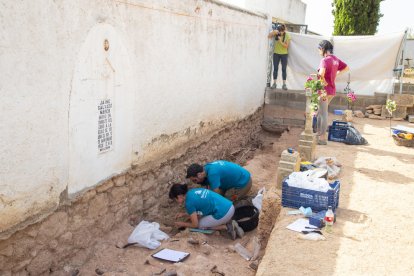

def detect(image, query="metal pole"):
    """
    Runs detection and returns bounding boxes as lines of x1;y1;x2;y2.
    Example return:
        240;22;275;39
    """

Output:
399;29;408;94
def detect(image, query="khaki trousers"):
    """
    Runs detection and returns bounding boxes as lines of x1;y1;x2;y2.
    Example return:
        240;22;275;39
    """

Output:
225;178;252;201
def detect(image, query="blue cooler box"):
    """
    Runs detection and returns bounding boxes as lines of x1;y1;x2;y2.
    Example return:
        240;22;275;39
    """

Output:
282;180;340;212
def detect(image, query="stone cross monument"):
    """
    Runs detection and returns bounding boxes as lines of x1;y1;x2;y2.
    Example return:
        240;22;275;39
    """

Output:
298;88;317;161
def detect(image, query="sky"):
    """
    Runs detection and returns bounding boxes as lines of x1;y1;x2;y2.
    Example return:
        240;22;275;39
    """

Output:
301;0;414;36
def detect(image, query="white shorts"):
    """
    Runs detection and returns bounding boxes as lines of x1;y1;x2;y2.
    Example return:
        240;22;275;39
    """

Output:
198;205;235;229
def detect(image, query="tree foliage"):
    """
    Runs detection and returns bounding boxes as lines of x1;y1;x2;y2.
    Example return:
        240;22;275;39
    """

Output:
408;28;414;39
332;0;383;35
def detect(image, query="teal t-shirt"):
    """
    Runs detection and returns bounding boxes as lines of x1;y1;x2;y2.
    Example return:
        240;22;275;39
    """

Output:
204;160;251;191
185;188;232;220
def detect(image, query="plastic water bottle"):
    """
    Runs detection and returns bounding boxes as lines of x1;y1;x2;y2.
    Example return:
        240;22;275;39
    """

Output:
324;206;334;233
234;243;252;261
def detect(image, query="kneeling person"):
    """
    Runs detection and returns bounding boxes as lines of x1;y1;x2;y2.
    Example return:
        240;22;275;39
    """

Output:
186;160;252;201
169;184;243;240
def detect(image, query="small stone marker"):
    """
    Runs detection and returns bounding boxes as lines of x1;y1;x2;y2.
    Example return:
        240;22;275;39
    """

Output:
276;149;301;189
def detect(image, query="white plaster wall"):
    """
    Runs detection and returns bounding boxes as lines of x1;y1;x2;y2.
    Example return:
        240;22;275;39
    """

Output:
0;0;268;235
0;1;71;234
124;0;268;163
221;0;306;24
267;0;306;24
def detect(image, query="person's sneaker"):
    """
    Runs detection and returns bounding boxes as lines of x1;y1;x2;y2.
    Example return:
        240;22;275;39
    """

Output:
282;84;288;90
271;83;277;89
232;220;245;238
226;221;236;240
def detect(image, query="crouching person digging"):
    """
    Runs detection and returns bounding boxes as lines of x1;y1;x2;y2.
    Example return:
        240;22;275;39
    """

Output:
186;160;252;202
169;184;244;240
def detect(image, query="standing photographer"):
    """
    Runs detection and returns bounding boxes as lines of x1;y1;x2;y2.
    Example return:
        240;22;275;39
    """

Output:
268;23;290;90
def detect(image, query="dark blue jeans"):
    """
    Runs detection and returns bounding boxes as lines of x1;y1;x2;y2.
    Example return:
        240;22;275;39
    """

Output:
273;53;288;80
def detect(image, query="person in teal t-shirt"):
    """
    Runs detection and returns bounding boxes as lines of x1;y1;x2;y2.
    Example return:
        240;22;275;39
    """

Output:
186;160;252;201
169;184;244;240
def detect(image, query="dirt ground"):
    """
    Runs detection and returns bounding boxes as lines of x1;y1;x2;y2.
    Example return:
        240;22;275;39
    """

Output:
257;115;414;276
72;126;302;276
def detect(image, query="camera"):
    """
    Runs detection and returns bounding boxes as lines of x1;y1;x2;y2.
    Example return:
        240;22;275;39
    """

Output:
272;23;285;40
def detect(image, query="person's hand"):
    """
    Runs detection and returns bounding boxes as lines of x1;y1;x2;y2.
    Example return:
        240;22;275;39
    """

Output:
174;221;186;227
318;75;328;87
175;212;187;219
268;30;278;39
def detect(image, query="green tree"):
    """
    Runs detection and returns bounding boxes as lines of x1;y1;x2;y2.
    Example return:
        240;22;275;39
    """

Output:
408;28;414;39
332;0;383;35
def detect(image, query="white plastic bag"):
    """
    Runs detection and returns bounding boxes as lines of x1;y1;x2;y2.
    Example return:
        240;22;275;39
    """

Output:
314;157;341;180
252;187;265;211
285;171;331;192
127;221;169;249
299;232;326;241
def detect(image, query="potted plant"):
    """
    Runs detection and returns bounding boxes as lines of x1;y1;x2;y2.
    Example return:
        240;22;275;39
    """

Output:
386;99;397;135
340;90;356;122
346;90;357;111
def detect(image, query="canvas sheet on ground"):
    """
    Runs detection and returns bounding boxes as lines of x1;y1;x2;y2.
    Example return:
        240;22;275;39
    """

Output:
283;32;405;95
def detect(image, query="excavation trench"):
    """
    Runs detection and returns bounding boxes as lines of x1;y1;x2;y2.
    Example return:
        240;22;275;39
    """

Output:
74;126;302;276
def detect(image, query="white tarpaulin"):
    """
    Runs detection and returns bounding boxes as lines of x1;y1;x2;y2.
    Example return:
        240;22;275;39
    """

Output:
284;32;405;95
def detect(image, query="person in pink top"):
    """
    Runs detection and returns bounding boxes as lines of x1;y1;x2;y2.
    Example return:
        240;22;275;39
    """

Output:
317;40;349;145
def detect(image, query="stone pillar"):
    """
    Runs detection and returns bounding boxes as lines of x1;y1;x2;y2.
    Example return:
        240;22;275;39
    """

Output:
299;88;317;161
276;150;301;189
299;132;316;162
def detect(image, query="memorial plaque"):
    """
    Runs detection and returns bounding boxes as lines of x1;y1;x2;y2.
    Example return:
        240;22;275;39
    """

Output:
97;99;113;153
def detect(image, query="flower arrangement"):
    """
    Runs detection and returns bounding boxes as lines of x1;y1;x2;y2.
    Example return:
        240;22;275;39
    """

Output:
346;90;357;110
304;74;326;111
